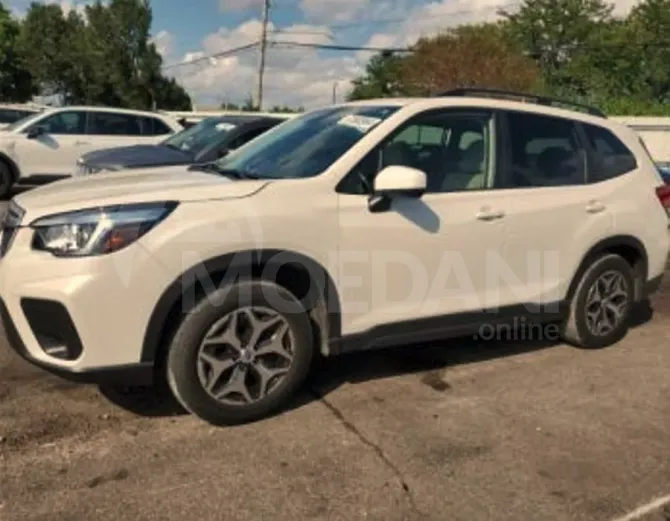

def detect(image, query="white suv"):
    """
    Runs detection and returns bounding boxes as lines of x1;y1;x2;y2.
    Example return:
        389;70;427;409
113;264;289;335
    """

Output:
0;106;182;197
1;89;668;425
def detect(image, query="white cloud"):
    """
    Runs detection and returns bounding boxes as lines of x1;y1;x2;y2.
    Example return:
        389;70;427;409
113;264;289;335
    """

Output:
167;19;358;109
152;30;175;60
299;0;364;23
219;0;262;11
166;0;645;109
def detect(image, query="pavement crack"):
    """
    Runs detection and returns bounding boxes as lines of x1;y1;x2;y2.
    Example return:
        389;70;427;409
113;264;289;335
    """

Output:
308;386;427;520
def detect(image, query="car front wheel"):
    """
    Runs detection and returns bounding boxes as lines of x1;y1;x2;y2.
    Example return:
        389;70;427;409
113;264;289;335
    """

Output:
166;279;314;425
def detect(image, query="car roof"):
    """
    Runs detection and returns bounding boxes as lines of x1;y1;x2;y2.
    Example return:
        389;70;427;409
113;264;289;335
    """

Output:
339;95;616;128
43;105;174;118
205;115;286;125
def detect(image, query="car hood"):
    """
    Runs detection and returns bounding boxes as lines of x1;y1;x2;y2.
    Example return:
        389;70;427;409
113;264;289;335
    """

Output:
81;144;192;169
13;168;270;222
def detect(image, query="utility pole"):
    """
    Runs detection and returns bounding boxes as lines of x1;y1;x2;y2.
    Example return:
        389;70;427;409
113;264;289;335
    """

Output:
332;82;337;104
255;0;270;111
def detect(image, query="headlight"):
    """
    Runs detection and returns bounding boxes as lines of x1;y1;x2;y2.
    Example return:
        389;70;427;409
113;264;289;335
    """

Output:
30;202;178;257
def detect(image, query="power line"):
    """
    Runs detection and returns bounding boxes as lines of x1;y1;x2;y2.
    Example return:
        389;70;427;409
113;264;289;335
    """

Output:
270;40;410;53
163;42;259;70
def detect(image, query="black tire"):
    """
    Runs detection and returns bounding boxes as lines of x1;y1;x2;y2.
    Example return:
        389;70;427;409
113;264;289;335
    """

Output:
166;279;314;425
0;161;13;199
560;253;635;349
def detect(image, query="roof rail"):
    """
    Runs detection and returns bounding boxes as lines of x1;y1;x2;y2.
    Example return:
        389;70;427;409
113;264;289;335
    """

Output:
438;87;607;118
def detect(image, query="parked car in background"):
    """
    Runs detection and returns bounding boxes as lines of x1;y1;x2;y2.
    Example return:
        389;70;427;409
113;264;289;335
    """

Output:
2;89;668;426
75;114;286;176
0;104;46;130
658;163;670;183
0;106;183;197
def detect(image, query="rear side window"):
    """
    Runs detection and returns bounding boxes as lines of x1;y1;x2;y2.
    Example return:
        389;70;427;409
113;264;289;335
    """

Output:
583;123;637;182
147;118;173;136
89;112;143;136
498;111;586;188
0;109;32;124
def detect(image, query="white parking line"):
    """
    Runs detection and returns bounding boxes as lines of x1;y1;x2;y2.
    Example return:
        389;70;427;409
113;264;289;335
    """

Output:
609;494;670;521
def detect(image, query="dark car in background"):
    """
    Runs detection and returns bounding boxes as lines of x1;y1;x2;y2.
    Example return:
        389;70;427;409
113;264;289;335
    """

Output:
76;114;287;175
658;163;670;183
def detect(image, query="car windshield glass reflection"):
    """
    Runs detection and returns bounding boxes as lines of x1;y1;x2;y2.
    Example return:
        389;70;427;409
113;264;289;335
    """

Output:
214;105;400;180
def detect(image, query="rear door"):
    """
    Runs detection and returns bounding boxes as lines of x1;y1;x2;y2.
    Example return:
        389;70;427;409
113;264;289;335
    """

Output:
86;111;150;155
487;110;614;308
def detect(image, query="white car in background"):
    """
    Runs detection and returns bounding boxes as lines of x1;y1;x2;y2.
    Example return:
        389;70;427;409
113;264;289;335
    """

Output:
0;103;46;130
0;106;183;197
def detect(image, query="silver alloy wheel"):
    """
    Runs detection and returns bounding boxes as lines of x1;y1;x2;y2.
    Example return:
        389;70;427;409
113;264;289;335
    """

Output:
584;270;629;337
196;306;295;406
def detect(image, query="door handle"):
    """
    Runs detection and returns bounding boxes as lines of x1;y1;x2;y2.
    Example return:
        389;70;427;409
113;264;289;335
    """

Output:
586;200;605;214
476;208;505;221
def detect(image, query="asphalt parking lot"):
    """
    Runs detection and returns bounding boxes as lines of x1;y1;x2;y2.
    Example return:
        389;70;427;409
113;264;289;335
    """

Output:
1;199;669;521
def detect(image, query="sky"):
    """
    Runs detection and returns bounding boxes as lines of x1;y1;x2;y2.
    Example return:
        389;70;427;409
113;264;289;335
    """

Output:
7;0;642;110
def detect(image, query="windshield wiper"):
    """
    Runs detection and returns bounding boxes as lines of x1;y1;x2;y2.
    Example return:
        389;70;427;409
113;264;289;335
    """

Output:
188;162;260;179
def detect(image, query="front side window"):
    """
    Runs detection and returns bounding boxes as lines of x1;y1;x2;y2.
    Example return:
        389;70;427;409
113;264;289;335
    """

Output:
163;117;239;156
497;111;586;188
214;105;400;179
583;123;637;182
28;111;86;135
89;112;143;136
339;110;491;194
6;110;43;132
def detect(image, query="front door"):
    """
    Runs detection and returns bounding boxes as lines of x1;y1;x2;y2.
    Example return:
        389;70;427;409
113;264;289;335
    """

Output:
335;108;508;337
15;110;88;178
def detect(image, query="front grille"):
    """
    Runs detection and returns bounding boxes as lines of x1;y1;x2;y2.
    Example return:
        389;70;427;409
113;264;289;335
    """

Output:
0;201;25;257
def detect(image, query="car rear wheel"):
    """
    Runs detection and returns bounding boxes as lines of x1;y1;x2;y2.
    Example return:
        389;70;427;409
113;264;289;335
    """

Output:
560;253;635;349
166;279;314;425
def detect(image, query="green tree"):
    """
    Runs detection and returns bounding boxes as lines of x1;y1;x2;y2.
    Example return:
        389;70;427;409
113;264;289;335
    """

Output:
0;2;33;101
500;0;613;94
18;0;191;110
347;51;406;100
399;23;542;95
17;2;73;99
627;0;670;103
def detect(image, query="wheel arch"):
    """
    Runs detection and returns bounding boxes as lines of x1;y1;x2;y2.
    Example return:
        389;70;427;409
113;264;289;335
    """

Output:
141;249;343;365
566;235;648;303
0;152;20;183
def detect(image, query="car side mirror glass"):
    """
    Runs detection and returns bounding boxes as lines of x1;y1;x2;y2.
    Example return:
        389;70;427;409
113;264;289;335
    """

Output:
26;125;45;139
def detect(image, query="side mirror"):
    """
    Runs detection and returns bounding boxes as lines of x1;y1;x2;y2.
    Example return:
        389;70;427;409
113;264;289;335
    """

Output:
373;165;426;197
368;165;427;213
26;126;45;139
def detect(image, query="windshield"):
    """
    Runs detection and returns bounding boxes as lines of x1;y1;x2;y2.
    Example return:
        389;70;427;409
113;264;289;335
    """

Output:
214;105;400;179
4;109;44;132
163;117;238;154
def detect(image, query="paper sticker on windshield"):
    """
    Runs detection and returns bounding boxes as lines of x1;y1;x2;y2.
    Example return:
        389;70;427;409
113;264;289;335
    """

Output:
216;122;237;132
337;115;381;133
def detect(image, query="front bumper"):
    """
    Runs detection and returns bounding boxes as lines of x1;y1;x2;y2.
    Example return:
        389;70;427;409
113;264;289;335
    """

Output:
0;226;173;385
0;297;153;385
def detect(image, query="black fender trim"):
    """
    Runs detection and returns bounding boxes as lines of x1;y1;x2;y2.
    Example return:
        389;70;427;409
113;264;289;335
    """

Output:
140;249;342;363
565;235;648;302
